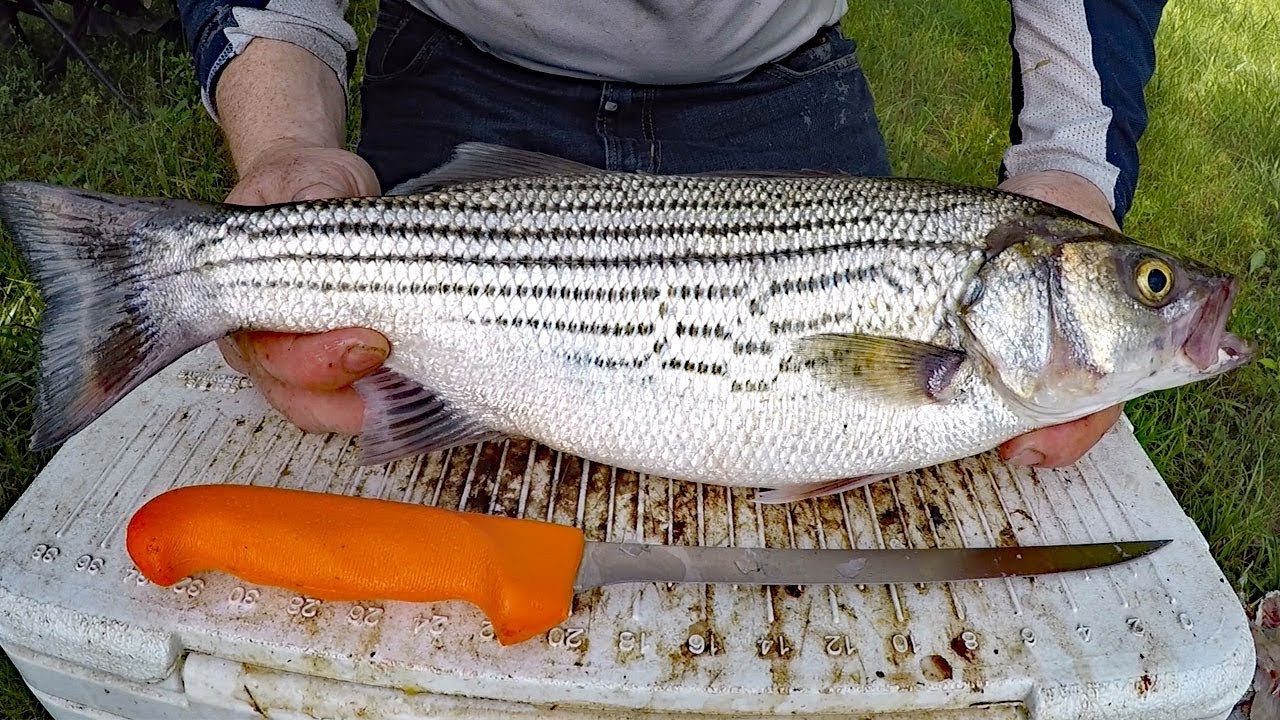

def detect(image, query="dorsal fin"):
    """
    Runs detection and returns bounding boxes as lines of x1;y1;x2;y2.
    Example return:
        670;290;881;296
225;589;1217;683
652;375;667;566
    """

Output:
688;168;849;179
387;143;605;195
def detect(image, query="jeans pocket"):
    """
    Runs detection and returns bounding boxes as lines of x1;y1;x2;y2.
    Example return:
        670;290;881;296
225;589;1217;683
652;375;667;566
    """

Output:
363;0;450;84
763;27;860;80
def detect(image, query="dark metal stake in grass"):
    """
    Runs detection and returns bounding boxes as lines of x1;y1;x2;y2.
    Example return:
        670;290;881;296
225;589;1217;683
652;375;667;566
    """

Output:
26;0;141;118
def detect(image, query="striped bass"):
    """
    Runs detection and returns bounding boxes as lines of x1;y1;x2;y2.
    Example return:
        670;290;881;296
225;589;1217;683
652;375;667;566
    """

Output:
0;144;1253;502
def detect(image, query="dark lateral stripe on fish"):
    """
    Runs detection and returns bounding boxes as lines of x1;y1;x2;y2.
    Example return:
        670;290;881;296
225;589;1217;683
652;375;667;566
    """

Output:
476;317;657;337
732;339;774;355
770;312;857;336
198;192;980;257
259;211;953;246
221;277;662;303
659;358;728;376
666;283;750;300
673;322;732;340
217;263;922;313
767;265;921;298
563;352;651;370
188;237;976;278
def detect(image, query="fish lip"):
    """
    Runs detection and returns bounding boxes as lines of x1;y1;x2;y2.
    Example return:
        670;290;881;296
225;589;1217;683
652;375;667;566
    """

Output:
1182;278;1253;371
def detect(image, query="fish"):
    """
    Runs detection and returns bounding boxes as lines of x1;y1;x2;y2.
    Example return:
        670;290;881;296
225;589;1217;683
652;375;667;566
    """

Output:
0;143;1254;502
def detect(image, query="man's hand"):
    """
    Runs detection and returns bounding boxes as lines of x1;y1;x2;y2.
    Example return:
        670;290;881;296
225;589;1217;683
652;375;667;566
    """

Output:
217;145;386;435
213;38;387;435
996;169;1124;467
225;144;380;206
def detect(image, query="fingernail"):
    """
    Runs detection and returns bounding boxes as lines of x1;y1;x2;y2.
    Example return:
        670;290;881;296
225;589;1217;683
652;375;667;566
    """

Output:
341;343;387;373
1007;448;1045;468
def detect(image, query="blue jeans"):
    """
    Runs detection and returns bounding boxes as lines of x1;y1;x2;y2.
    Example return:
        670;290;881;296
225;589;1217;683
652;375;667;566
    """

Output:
357;0;891;189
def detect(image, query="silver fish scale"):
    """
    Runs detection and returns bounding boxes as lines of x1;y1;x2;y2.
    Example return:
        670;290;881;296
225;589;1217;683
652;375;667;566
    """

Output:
174;173;1042;488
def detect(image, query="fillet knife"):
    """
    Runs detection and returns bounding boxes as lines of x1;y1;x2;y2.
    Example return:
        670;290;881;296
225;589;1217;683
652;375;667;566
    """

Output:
126;485;1169;645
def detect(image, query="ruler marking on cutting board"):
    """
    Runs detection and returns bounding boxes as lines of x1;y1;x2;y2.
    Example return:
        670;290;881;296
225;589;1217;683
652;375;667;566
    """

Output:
575;459;590;529
979;464;1026;616
605;465;618;543
784;495;798;549
543;451;562;523
860;485;905;623
886;474;925;594
665;476;674;546
724;485;736;549
222;417;266;488
633;473;645;544
809;500;844;625
56;405;163;538
95;407;178;522
369;461;394;500
293;433;332;492
487;439;511;515
910;472;966;622
186;422;241;489
399;453;427;503
695;481;706;548
268;431;307;488
244;419;282;488
347;454;373;497
754;499;776;624
456;441;484;510
1003;463;1080;613
965;469;1024;615
1077;457;1174;601
324;437;357;495
430;447;453;507
99;409;193;549
516;443;537;518
837;491;858;592
1048;466;1131;608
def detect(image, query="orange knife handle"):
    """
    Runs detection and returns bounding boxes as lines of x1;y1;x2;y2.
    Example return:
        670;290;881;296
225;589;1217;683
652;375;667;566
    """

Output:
126;485;585;645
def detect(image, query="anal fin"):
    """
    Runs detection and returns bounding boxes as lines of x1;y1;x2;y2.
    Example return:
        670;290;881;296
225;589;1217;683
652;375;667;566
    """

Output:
754;473;895;504
354;368;502;465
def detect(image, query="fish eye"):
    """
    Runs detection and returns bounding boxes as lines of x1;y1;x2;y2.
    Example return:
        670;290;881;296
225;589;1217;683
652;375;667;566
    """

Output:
1135;257;1174;306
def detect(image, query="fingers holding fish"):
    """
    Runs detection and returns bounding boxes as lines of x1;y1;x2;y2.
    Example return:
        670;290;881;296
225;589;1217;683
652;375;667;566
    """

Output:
218;146;384;435
225;329;389;391
225;145;380;206
1000;403;1124;468
215;329;385;434
998;170;1119;231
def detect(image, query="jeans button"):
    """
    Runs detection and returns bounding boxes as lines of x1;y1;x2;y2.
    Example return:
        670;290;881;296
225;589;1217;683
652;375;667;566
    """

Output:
603;100;619;112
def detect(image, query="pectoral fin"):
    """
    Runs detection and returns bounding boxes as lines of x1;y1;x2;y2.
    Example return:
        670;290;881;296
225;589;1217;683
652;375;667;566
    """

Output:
793;333;965;404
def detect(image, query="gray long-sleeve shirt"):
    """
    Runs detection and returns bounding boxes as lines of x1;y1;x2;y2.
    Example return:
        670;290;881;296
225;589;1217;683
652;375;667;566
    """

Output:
177;0;1166;222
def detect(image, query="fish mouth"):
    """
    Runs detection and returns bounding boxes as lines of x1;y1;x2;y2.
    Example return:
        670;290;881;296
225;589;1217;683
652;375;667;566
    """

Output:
1182;278;1254;372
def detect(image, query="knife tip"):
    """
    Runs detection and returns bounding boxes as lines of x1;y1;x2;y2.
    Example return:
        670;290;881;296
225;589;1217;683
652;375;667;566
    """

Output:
1126;539;1173;558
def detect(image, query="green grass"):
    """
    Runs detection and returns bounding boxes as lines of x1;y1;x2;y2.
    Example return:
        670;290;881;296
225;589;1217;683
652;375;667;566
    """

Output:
0;1;1276;716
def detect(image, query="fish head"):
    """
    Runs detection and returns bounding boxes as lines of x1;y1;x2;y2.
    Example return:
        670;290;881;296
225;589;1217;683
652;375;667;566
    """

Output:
963;219;1253;422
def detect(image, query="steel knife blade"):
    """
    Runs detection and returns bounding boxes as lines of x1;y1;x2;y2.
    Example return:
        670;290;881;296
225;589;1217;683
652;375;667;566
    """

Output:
572;540;1169;591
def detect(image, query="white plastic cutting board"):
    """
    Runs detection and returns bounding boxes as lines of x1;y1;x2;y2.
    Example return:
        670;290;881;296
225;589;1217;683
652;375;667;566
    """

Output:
0;346;1254;719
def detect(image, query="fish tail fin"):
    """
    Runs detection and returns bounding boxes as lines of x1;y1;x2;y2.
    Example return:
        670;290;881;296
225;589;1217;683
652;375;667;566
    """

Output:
0;182;222;450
